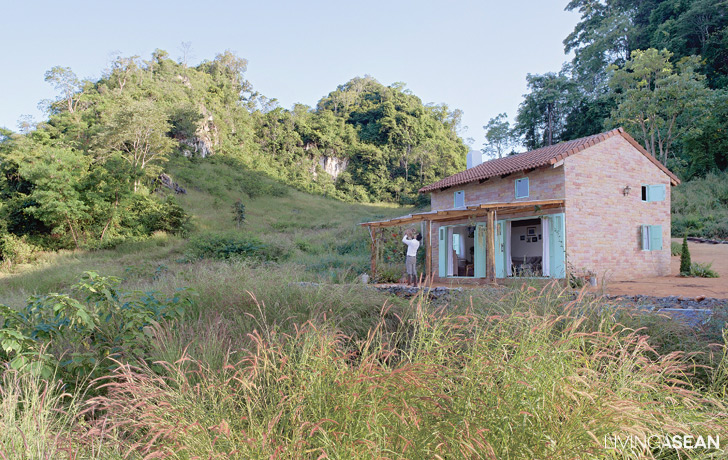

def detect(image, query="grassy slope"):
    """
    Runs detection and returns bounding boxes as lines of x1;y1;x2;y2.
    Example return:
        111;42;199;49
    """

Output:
0;156;408;308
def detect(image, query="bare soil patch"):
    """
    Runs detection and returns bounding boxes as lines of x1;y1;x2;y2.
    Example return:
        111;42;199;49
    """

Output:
602;240;728;299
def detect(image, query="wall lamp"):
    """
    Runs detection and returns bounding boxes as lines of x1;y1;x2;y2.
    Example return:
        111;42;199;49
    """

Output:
622;185;632;196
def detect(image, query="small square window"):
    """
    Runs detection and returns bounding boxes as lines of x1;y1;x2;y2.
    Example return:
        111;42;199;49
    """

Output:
454;190;465;207
642;184;666;202
515;178;529;199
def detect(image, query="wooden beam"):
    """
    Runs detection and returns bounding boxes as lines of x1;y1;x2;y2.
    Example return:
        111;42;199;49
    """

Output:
425;220;432;282
485;210;497;285
359;199;567;228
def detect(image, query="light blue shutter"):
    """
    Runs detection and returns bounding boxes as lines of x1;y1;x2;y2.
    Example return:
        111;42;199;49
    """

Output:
641;225;649;250
648;184;666;202
515;178;529;198
454;191;464;207
548;214;566;278
438;227;447;277
474;223;486;278
495;220;506;278
649;225;663;250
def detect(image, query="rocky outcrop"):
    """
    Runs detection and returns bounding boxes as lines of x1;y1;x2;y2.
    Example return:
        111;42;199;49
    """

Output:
181;105;219;158
318;155;348;180
156;173;186;194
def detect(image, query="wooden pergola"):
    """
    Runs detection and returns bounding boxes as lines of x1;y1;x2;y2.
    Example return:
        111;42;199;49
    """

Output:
359;199;565;285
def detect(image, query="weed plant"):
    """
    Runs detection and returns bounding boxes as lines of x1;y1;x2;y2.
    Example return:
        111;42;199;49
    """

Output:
689;261;720;278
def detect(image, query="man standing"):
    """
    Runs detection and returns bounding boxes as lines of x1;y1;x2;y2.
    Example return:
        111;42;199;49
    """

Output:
402;229;420;287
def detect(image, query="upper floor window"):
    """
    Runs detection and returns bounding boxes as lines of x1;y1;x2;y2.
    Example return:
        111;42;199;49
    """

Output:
641;184;666;202
454;190;465;207
515;177;529;199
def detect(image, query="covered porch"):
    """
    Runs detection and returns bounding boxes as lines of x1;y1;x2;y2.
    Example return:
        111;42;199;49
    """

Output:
360;199;566;286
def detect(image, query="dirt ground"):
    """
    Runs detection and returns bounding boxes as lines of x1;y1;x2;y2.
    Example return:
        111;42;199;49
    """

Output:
600;239;728;299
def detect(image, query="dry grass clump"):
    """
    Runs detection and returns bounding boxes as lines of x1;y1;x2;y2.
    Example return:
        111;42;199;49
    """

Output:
79;288;727;459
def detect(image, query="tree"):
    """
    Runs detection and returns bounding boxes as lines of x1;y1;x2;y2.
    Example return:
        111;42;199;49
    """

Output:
0;128;11;144
108;55;141;93
564;0;636;95
101;99;176;192
19;147;90;247
608;48;711;165
178;41;194;68
680;235;691;274
680;89;728;176
514;72;577;150
44;66;83;114
482;113;514;159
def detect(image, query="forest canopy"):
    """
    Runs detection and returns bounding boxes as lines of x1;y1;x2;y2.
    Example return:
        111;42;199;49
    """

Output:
0;50;467;255
487;0;728;180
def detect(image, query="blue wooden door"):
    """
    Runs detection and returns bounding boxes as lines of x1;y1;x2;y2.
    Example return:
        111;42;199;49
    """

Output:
438;226;447;277
474;223;486;278
495;220;506;278
548;214;566;278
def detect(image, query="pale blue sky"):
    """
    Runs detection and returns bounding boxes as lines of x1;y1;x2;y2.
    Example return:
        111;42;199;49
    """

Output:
0;0;579;148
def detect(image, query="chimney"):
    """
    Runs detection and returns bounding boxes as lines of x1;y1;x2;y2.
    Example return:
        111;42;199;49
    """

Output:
466;149;482;169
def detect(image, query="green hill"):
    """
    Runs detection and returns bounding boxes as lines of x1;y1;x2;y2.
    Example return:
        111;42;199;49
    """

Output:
0;155;409;306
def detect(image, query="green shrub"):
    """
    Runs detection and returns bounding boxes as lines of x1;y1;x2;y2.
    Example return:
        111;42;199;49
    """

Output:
232;199;245;227
185;232;289;262
690;261;719;278
0;233;39;267
672;171;728;239
670;241;682;256
679;236;691;274
376;262;405;283
0;271;193;384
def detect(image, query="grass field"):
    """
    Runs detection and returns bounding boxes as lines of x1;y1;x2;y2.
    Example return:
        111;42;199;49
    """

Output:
1;157;727;459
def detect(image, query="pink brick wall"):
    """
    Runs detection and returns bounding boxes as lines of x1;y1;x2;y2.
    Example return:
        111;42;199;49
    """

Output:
430;166;565;210
563;135;671;281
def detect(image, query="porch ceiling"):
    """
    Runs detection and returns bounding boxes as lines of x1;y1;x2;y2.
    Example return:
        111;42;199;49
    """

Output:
359;199;565;228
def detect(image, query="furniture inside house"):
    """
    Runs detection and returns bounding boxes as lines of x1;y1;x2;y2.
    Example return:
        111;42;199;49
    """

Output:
511;256;543;276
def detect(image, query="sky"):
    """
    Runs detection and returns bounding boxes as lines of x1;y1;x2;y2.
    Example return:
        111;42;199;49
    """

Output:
0;0;580;149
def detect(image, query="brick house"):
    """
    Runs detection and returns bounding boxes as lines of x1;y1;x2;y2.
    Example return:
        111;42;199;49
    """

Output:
362;128;680;284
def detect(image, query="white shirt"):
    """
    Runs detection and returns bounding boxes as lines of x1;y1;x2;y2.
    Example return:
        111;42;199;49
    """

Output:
402;236;420;257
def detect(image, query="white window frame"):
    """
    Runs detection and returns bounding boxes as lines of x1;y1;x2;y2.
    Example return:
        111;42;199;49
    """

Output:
515;177;529;199
454;190;465;207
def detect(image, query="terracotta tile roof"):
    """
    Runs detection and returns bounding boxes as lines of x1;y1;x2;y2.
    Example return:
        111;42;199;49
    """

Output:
419;128;680;193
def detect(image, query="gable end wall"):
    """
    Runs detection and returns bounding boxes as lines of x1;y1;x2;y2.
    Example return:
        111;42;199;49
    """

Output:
564;135;671;281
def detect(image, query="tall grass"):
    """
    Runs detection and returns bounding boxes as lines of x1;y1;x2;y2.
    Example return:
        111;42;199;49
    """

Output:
80;286;727;459
0;367;107;460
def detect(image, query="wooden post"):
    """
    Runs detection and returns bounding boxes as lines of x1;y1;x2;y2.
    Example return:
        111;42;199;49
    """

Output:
485;210;497;285
370;227;378;281
425;220;432;283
